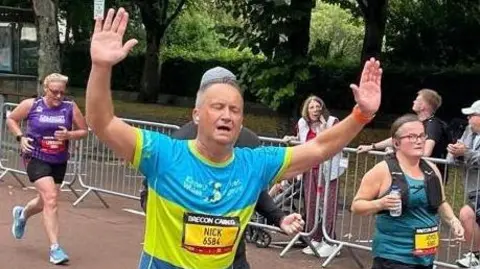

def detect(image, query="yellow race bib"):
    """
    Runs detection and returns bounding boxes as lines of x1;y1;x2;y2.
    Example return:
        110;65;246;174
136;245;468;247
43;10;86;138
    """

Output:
182;213;240;255
413;226;439;256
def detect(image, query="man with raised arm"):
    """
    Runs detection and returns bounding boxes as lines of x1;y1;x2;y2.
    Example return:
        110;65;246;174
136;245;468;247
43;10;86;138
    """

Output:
86;8;382;269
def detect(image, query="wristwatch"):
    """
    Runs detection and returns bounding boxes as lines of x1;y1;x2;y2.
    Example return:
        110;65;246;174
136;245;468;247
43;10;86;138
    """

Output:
371;143;376;150
16;134;23;142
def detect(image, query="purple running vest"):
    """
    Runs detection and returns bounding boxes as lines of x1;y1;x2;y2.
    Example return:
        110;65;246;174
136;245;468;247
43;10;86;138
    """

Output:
25;98;74;163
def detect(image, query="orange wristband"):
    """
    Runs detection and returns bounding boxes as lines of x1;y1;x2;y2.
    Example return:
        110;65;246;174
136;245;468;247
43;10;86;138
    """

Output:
352;105;375;124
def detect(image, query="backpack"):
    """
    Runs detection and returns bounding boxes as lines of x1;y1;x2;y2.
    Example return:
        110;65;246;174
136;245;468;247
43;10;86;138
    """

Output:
379;154;443;214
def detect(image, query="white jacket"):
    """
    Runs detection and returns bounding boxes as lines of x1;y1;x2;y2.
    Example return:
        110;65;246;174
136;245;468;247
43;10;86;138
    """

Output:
297;116;346;181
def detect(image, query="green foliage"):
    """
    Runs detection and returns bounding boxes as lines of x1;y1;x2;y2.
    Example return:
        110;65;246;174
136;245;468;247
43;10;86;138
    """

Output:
55;0;146;53
217;0;364;111
385;0;480;66
214;0;312;111
121;4;147;55
162;46;257;62
309;1;363;64
162;5;227;58
164;8;219;52
161;2;257;61
62;45;480;122
239;58;311;111
58;0;93;44
215;0;300;59
0;0;30;8
322;0;361;16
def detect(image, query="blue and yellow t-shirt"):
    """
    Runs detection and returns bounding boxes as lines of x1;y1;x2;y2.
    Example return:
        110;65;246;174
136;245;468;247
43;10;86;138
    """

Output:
133;129;292;269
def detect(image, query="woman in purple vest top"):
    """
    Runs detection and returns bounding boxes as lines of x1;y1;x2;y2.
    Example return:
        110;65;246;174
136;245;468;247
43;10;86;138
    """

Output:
6;73;88;265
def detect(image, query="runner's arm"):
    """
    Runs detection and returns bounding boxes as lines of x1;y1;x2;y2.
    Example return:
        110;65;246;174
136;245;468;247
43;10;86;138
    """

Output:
86;65;137;163
438;201;458;226
351;162;387;216
68;102;88;140
255;189;285;227
427;160;458;223
6;98;34;137
435;176;463;236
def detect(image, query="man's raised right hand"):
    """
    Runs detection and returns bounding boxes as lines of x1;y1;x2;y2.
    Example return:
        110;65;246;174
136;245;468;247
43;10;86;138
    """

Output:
91;8;138;67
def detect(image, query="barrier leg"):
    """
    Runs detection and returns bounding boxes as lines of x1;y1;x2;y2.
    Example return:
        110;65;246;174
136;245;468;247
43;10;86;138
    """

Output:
62;184;80;199
73;188;109;208
0;169;8;181
278;234;322;258
304;236;323;258
10;171;26;188
72;188;92;207
93;189;109;208
60;175;80;198
347;247;364;269
322;243;344;267
279;233;302;257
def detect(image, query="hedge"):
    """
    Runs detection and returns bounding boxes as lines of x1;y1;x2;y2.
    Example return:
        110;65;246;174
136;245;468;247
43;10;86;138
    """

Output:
62;49;479;122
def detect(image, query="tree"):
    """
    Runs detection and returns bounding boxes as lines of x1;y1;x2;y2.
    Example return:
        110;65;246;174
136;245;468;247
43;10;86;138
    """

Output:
163;3;226;55
325;0;388;64
216;0;315;111
57;0;93;48
385;0;480;66
57;0;146;54
309;2;363;63
2;0;62;93
358;0;387;63
132;0;187;103
217;0;313;61
32;0;62;95
0;0;30;8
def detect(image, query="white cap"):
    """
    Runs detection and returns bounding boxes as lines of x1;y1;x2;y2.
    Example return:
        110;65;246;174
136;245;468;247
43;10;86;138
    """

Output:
461;100;480;115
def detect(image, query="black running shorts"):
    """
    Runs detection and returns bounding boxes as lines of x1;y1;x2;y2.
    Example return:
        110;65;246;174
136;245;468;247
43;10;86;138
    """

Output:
26;157;67;184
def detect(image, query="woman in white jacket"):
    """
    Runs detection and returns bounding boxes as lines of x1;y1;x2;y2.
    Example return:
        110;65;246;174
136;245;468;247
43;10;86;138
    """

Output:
283;95;345;257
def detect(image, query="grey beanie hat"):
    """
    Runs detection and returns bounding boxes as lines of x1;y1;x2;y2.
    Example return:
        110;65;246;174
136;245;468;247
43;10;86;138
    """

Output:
199;67;237;89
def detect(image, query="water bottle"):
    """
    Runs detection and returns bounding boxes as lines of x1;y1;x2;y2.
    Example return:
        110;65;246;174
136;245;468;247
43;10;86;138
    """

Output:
389;185;402;217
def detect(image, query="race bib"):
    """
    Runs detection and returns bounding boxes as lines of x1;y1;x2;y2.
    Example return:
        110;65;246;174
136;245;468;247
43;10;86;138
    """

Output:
40;136;65;154
182;212;240;255
413;226;439;256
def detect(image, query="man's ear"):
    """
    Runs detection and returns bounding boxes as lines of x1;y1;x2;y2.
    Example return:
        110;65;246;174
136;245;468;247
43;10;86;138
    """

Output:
192;109;199;124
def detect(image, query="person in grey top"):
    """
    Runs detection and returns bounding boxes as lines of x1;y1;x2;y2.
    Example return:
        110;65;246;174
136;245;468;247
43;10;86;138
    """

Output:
448;100;480;268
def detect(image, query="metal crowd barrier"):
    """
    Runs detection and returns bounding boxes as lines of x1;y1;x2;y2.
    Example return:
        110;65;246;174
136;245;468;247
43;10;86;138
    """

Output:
245;137;308;248
71;118;179;207
246;140;479;269
247;137;337;259
2;98;480;269
319;149;479;269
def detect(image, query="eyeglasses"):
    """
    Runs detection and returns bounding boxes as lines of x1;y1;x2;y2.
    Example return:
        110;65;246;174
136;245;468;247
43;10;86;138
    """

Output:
48;88;65;96
396;133;427;143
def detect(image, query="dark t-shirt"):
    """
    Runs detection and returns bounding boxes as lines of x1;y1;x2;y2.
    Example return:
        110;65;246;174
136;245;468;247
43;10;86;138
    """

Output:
423;116;448;159
423;116;449;179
